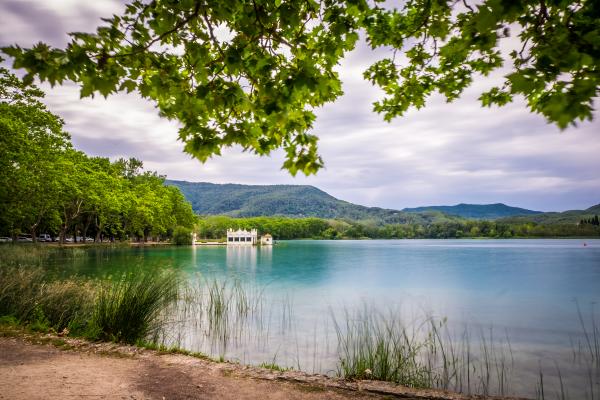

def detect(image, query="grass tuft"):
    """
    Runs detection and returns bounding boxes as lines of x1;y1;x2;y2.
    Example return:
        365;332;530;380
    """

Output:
92;271;179;344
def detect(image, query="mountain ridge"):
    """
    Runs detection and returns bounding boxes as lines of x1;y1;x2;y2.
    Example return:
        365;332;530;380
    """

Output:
166;180;562;221
498;203;600;224
402;203;542;219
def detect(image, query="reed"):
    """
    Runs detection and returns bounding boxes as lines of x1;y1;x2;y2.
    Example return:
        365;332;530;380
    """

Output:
179;277;267;348
92;271;179;343
332;306;435;388
0;244;89;268
332;305;515;396
0;265;94;330
0;261;179;344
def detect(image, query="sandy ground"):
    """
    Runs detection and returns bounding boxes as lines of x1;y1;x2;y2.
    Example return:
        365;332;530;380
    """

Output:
0;334;523;400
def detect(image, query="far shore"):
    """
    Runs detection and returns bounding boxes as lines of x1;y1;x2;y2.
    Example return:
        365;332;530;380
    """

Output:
1;236;599;248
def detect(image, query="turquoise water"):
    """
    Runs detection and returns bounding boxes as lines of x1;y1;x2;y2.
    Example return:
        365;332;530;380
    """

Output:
50;239;600;397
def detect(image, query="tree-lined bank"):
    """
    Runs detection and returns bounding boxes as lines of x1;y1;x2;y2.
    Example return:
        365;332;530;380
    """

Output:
0;68;195;243
196;215;600;240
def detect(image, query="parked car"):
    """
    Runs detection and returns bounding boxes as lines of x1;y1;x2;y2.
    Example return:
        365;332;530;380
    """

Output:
38;233;52;242
0;237;12;243
17;235;33;242
85;237;94;242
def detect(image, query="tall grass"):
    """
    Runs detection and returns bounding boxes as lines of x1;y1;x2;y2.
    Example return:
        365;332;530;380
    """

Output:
0;261;179;344
0;266;95;330
533;301;600;400
0;244;90;267
177;277;267;350
92;271;179;343
332;305;515;396
333;307;431;387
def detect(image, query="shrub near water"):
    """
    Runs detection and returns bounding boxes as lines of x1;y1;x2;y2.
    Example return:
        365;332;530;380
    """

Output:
172;226;193;245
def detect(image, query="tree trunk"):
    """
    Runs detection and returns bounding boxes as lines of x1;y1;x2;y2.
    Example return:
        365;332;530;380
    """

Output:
94;216;102;243
59;224;67;245
82;214;93;243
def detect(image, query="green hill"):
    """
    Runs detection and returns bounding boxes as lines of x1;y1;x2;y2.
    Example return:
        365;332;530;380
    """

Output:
165;180;461;224
402;203;542;219
498;204;600;225
165;180;566;224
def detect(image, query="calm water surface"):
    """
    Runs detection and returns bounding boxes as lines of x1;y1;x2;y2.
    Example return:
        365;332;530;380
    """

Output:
50;239;600;398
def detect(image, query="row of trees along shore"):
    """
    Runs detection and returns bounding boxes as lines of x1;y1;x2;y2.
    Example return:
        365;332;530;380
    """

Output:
196;216;600;240
0;68;195;243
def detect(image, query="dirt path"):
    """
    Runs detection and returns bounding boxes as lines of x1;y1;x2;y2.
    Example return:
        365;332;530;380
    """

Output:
0;335;521;400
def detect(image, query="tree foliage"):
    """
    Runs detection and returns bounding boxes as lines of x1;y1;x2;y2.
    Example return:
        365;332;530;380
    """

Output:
0;68;195;242
196;214;600;239
2;0;597;174
172;225;194;245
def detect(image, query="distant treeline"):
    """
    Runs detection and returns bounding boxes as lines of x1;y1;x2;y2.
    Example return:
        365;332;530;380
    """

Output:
580;215;600;226
0;68;195;243
196;216;330;240
196;216;600;240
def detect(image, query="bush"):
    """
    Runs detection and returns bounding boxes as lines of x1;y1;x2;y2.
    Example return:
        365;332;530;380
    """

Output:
172;226;193;245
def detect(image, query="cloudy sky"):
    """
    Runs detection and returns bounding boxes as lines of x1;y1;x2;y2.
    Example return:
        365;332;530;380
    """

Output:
1;0;599;212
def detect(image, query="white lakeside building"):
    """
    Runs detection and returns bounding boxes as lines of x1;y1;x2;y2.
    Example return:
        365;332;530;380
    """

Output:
227;228;258;245
226;229;272;245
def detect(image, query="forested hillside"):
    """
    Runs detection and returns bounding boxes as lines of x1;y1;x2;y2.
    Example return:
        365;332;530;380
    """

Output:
166;180;465;224
166;180;563;223
402;203;542;219
498;204;600;225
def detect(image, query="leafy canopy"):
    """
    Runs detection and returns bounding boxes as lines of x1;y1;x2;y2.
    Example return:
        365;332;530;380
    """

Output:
3;0;598;174
0;67;195;240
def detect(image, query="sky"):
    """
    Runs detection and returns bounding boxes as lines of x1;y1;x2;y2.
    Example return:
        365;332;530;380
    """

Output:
1;0;599;212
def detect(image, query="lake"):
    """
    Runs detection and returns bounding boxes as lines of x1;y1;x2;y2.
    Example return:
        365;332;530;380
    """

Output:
48;239;600;398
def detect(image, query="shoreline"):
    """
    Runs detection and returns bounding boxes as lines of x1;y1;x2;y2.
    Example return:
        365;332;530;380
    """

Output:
0;327;526;400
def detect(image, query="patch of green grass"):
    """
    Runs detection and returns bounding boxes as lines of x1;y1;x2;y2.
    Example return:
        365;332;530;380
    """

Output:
0;315;19;326
135;339;212;360
95;350;135;358
0;321;20;337
259;362;292;372
48;338;75;350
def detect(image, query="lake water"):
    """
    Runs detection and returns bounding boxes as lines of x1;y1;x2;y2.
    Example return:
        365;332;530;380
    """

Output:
50;239;600;398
